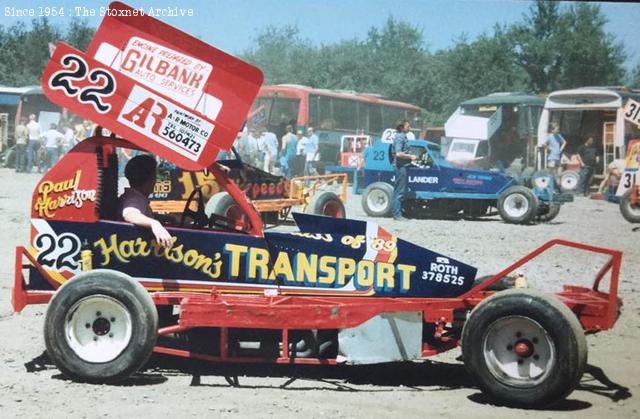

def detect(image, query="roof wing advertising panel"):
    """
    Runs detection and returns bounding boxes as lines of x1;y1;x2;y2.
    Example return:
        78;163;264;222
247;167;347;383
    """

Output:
42;1;263;170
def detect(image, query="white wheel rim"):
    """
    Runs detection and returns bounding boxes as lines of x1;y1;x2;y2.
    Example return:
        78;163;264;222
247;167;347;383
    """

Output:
367;189;389;212
503;193;529;218
483;315;555;387
65;295;133;363
561;173;579;190
533;176;550;189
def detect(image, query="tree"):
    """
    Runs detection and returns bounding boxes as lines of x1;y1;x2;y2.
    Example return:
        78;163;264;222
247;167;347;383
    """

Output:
510;1;563;92
65;19;95;52
555;3;626;88
423;28;528;124
0;18;94;86
511;1;626;92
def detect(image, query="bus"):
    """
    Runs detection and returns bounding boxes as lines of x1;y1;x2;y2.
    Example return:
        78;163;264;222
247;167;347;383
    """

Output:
16;87;68;130
248;84;423;164
537;86;640;177
0;86;35;150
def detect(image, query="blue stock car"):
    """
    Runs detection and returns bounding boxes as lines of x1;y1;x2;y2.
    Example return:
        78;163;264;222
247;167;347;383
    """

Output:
361;140;572;224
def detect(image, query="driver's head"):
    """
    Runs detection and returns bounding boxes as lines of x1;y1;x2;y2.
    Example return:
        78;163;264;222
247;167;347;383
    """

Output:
125;154;157;193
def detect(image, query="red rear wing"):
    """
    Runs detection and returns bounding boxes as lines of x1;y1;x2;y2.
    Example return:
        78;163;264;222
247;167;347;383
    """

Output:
42;1;263;170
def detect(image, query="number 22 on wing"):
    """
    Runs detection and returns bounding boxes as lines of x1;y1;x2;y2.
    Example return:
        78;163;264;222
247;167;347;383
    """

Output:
48;54;116;114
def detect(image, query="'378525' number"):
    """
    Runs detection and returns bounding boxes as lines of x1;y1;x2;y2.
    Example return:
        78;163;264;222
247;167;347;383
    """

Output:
48;54;116;114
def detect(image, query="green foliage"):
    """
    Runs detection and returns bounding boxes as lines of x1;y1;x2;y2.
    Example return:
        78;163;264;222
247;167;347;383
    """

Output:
242;4;628;125
0;5;630;127
0;18;95;87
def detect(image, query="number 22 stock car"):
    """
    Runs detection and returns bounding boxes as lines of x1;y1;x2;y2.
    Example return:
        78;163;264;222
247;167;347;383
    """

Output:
12;2;623;408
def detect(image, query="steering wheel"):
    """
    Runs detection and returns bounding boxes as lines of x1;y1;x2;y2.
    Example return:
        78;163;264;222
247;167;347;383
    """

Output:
180;186;208;228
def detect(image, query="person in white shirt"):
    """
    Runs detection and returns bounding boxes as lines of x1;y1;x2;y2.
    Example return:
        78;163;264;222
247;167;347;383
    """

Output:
42;123;64;171
25;114;41;173
256;129;280;174
61;123;76;154
305;127;320;175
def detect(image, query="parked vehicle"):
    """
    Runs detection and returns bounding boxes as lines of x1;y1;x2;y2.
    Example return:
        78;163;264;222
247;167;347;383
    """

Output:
360;139;572;223
444;92;544;177
537;87;640;182
13;2;624;409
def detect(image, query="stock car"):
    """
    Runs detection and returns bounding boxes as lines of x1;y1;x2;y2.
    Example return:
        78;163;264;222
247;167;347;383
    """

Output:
13;1;623;409
13;131;623;407
360;139;572;223
148;148;347;226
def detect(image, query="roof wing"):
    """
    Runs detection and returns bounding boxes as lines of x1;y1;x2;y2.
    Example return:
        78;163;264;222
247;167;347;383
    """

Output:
41;1;262;170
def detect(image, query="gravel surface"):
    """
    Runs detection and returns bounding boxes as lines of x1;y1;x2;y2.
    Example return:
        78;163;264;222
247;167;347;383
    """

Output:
0;167;638;418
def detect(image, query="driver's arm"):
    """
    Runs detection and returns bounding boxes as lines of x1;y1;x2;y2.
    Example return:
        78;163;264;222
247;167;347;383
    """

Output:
123;208;173;247
396;151;418;161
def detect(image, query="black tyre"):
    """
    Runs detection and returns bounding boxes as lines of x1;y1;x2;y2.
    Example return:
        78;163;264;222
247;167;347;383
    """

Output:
44;270;158;383
497;186;539;224
305;191;345;218
619;190;640;223
559;170;580;193
362;182;394;217
462;289;587;407
205;192;246;224
536;203;561;222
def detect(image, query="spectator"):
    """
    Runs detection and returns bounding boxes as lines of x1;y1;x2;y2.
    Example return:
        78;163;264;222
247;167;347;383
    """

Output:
14;117;28;173
118;154;173;247
544;123;566;177
42;123;64;171
304;127;319;176
257;128;279;174
74;120;86;143
305;127;320;176
61;123;76;155
295;130;308;176
25;114;41;173
281;126;298;178
392;119;418;221
577;136;599;196
235;128;259;166
280;125;296;177
83;120;95;138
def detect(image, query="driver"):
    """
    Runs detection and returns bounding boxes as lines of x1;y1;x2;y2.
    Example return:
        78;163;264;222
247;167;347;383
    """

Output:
119;154;173;247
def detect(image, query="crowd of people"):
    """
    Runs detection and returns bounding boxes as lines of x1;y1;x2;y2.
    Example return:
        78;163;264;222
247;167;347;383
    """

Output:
13;113;95;173
233;125;319;178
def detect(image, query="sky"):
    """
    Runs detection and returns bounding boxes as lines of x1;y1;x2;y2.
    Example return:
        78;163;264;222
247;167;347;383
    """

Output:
2;0;640;69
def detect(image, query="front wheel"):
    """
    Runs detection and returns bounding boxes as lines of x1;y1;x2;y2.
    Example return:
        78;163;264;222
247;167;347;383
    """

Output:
462;289;587;407
361;182;393;217
619;189;640;223
44;270;158;383
497;186;539;224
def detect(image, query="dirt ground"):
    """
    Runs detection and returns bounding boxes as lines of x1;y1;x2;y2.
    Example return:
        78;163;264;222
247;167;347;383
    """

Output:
0;167;638;418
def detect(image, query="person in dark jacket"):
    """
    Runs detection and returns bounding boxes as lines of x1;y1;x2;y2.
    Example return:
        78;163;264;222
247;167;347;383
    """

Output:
578;136;599;196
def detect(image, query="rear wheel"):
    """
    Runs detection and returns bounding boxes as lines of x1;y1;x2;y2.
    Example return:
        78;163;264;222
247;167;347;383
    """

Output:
462;289;587;407
531;170;553;189
362;182;393;217
497;186;538;224
205;192;247;227
44;270;158;383
619;189;640;223
536;204;561;222
560;170;580;193
305;191;345;218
